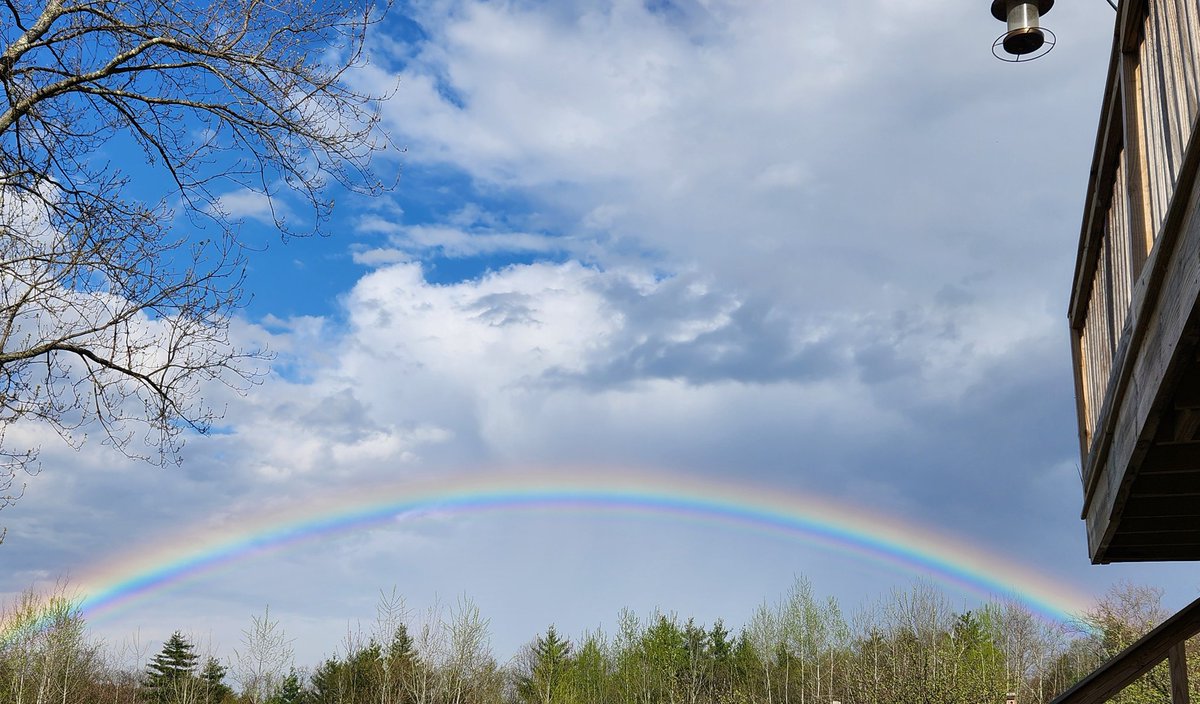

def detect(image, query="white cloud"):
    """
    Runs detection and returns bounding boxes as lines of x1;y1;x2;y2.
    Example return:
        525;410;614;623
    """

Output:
355;0;1111;336
211;188;291;225
351;246;411;266
354;219;566;261
3;0;1159;669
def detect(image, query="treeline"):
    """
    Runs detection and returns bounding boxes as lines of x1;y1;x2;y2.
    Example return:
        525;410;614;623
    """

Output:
0;578;1193;704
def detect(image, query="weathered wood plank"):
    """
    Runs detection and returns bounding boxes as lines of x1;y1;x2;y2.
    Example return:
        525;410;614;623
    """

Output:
1109;529;1200;547
1073;327;1092;463
1121;49;1155;261
1139;442;1200;472
1106;545;1200;560
1072;45;1127;327
1085;114;1200;562
1128;469;1200;493
1121;495;1200;517
1075;0;1200;562
1120;0;1148;53
1169;642;1189;704
1120;514;1200;532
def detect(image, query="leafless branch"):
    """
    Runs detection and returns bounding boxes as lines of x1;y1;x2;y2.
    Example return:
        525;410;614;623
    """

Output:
0;0;393;503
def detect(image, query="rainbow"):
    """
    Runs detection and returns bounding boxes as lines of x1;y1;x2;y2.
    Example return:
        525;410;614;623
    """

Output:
21;468;1094;627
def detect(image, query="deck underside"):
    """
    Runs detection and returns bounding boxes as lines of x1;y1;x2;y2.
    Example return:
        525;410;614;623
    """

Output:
1104;353;1200;561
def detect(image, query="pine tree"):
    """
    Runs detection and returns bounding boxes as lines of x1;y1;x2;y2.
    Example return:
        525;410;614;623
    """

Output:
199;657;233;704
267;668;304;704
143;631;200;703
517;625;573;704
309;657;344;703
709;619;735;699
382;625;416;703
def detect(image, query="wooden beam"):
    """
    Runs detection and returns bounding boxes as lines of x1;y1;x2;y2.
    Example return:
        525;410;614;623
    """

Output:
1103;544;1200;561
1109;533;1200;547
1050;597;1200;704
1119;42;1152;280
1169;642;1189;704
1139;443;1200;472
1155;408;1200;442
1119;0;1148;53
1121;495;1200;517
1130;469;1200;494
1120;514;1200;531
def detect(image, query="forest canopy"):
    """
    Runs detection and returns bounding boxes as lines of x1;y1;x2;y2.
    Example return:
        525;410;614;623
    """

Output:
0;578;1187;704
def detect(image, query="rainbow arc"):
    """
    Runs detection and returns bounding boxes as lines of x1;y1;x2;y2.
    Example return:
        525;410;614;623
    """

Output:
18;469;1094;627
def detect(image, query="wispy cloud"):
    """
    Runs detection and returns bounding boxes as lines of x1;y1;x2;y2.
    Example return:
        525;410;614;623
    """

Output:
210;188;292;225
354;220;566;262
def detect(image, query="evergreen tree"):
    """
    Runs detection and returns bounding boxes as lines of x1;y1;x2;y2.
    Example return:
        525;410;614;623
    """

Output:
517;625;573;704
679;618;709;704
346;641;384;700
143;632;200;703
308;657;344;704
708;619;735;700
382;625;417;703
199;657;233;704
731;631;763;700
268;668;305;704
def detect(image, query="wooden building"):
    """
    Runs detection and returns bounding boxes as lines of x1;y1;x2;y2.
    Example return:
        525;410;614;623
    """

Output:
1070;0;1200;563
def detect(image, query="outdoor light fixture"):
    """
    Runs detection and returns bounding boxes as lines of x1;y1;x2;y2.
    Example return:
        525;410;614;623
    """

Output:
991;0;1056;62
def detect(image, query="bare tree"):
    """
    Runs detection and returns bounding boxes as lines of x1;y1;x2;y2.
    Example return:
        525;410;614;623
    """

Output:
0;581;102;704
233;606;294;704
0;0;391;507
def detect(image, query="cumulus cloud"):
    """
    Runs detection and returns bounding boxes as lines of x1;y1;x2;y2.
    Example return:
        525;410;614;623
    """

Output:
4;0;1166;667
350;0;1108;366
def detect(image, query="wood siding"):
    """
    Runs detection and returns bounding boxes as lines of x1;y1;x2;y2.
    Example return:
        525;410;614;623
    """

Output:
1080;148;1134;441
1139;0;1200;242
1069;0;1200;562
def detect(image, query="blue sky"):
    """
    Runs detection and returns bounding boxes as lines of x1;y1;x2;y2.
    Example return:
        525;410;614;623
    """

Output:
4;0;1199;667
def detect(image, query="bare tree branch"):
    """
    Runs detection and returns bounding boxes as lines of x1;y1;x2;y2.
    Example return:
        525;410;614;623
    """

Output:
0;0;394;523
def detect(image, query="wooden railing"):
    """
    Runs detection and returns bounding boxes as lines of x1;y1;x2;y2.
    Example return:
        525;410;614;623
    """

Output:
1071;0;1200;463
1049;596;1200;704
1078;147;1135;441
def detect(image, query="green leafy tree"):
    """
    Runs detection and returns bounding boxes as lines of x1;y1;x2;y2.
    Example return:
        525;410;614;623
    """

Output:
1078;583;1172;704
640;615;687;704
0;585;100;704
946;610;1006;704
565;631;610;704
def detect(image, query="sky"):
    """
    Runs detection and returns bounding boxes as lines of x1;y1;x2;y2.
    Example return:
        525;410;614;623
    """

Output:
4;0;1200;668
